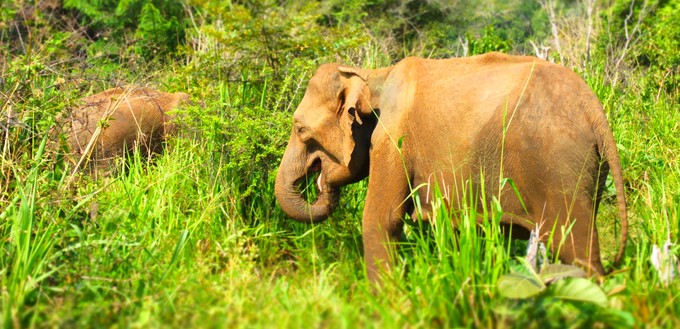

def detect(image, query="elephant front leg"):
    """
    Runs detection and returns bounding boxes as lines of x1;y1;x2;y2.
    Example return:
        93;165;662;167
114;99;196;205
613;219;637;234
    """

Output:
362;161;410;283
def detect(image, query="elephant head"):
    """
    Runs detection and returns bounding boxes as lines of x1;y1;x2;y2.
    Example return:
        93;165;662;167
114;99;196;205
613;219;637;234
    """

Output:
275;64;376;223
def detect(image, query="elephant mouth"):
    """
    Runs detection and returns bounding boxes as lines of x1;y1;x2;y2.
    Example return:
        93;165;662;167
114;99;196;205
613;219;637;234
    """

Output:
297;157;326;199
275;151;340;223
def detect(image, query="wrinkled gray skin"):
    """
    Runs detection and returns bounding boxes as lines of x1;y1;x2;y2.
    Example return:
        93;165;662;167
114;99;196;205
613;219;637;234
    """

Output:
275;52;628;282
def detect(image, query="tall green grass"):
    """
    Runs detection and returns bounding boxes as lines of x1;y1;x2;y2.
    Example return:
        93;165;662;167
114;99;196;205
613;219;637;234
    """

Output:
1;69;678;328
1;11;679;329
1;73;678;329
1;138;57;328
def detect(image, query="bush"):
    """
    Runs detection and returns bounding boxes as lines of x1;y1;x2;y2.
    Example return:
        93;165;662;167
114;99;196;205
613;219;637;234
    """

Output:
63;0;187;60
467;26;513;55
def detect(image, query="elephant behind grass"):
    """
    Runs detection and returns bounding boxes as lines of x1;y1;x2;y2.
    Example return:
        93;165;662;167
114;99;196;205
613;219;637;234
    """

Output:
50;86;191;177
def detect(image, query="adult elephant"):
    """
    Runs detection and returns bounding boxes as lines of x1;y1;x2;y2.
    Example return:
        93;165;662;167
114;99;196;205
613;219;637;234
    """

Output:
274;52;627;282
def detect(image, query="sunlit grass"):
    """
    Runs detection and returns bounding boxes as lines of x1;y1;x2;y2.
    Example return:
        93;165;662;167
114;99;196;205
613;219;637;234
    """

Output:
1;23;679;329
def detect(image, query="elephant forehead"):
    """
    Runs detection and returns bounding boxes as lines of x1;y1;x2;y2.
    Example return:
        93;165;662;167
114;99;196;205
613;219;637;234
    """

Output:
293;103;336;128
294;84;341;121
307;68;342;100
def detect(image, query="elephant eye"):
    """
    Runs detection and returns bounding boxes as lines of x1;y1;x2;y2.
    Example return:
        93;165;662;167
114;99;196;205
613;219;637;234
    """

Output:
296;124;311;141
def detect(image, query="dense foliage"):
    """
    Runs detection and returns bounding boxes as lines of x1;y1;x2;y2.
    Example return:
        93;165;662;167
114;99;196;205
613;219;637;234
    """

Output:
1;0;678;327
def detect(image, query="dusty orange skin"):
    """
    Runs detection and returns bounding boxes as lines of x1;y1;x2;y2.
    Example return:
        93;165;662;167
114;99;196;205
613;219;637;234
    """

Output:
274;52;627;282
60;86;191;172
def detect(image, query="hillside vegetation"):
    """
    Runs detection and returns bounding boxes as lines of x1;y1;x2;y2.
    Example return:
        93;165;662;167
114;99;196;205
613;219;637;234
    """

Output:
1;0;678;327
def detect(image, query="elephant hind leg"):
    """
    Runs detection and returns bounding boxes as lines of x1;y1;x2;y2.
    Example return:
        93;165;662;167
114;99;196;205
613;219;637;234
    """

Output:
553;231;605;276
543;199;605;276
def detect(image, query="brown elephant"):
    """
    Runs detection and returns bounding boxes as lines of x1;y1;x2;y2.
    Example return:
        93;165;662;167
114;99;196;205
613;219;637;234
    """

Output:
274;52;628;282
59;86;191;172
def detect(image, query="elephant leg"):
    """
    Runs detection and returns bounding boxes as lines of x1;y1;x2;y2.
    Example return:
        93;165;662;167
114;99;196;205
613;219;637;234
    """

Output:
564;200;604;276
544;198;605;276
572;231;604;276
362;151;410;282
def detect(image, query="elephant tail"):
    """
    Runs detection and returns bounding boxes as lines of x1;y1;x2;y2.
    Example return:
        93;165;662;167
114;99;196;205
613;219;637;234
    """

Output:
593;106;628;270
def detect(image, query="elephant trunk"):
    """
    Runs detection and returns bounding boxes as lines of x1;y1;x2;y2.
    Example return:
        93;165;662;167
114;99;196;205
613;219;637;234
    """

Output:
275;142;338;223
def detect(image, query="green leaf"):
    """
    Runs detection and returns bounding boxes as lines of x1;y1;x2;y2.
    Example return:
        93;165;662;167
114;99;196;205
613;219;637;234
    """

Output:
397;135;407;149
497;273;545;299
602;309;636;328
550;278;608;307
539;264;587;284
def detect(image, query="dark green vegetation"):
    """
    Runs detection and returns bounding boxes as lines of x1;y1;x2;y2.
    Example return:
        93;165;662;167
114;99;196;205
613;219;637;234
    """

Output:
1;0;678;327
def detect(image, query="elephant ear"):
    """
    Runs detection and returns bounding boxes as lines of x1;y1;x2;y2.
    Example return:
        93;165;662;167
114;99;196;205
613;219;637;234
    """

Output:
338;66;371;120
338;66;370;167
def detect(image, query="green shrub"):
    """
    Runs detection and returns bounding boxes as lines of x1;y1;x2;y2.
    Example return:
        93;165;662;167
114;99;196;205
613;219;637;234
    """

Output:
63;0;187;59
467;26;513;55
639;0;679;98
